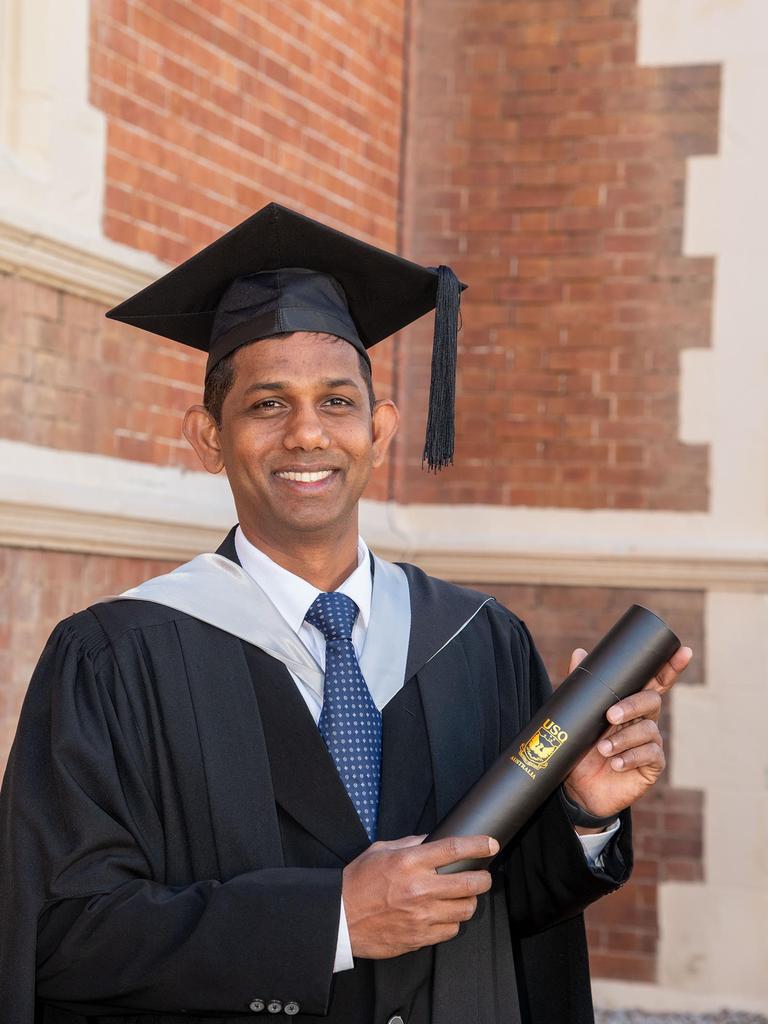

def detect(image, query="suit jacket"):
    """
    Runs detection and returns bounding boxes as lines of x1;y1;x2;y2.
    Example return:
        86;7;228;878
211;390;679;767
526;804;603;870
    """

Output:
0;532;631;1024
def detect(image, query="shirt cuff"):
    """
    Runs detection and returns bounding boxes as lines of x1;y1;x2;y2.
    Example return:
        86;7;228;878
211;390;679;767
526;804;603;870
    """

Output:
576;817;621;870
333;895;355;973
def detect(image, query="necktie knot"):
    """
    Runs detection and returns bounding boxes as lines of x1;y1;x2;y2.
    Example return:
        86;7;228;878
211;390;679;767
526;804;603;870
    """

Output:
305;591;358;643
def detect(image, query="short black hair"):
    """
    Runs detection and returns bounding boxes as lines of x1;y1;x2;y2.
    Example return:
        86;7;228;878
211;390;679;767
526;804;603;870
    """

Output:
203;336;376;427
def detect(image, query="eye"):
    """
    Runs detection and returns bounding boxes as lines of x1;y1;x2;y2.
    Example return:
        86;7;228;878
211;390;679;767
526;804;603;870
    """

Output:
250;398;284;412
324;396;353;407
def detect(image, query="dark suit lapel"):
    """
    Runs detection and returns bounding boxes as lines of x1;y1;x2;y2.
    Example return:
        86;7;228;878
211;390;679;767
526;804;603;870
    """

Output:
377;679;434;840
241;642;370;862
415;639;486;821
400;564;491;820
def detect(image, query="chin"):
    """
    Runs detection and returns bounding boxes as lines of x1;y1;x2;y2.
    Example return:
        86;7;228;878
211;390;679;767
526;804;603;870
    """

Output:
277;510;348;535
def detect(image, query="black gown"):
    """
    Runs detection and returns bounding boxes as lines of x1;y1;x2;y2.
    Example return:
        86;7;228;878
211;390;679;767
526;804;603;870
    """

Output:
0;532;631;1024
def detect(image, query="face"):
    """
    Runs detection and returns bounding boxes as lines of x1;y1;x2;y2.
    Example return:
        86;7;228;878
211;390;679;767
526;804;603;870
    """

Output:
184;332;398;553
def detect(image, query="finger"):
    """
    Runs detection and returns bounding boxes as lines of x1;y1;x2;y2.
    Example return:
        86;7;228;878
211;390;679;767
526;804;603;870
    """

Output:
643;645;693;695
606;739;665;773
416;835;499;869
597;720;661;758
568;647;588;674
606;689;662;725
400;868;490;911
425;922;463;945
429;869;493;900
428;896;480;925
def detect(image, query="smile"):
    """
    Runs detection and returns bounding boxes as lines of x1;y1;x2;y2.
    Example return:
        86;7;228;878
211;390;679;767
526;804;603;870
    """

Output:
274;469;335;482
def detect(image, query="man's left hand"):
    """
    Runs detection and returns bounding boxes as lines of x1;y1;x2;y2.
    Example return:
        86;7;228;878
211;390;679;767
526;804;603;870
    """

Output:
562;644;693;819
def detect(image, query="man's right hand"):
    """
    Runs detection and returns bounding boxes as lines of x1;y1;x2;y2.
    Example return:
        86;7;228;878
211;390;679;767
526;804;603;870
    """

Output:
342;834;498;959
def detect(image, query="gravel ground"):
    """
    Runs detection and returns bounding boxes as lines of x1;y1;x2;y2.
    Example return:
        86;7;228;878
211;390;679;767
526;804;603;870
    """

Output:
595;1011;768;1024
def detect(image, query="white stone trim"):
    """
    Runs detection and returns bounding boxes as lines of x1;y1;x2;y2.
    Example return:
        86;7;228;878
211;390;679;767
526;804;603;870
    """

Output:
683;156;720;258
638;0;765;65
0;500;228;564
2;441;767;590
637;1;768;1011
0;211;169;306
0;0;169;305
0;0;105;240
641;0;768;537
657;590;768;1001
678;349;713;446
0;440;236;561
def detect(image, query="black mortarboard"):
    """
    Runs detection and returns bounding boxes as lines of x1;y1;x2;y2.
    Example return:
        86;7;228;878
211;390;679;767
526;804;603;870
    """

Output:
106;202;465;470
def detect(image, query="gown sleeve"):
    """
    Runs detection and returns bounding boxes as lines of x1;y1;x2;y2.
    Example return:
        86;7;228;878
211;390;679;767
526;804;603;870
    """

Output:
489;612;632;936
0;614;342;1021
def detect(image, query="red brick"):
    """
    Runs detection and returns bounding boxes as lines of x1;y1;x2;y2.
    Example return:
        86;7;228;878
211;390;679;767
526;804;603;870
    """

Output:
91;0;406;258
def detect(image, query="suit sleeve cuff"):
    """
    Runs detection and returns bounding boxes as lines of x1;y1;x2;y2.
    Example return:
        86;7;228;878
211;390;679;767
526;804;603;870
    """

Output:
333;895;354;973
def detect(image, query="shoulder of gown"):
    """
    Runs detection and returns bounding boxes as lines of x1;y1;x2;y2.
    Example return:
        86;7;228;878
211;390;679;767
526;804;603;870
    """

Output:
395;558;537;646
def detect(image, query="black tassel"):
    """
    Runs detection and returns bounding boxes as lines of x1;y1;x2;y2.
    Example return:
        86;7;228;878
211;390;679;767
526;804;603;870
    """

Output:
423;265;461;471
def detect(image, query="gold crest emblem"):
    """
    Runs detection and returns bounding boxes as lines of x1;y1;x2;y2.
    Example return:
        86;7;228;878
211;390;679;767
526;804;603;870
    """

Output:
518;718;568;772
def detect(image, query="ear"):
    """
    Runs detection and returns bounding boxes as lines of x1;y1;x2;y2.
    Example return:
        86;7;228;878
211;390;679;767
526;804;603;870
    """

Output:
370;399;399;468
182;405;225;474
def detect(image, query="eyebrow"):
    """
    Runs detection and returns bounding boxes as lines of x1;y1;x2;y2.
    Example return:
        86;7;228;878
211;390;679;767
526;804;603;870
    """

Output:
323;378;362;391
242;377;362;397
242;381;288;396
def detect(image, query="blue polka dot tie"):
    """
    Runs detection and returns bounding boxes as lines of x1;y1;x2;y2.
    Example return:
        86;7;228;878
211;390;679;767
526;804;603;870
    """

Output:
305;591;382;841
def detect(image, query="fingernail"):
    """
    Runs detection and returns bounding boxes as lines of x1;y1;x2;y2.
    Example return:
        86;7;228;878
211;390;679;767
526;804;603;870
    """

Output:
598;739;613;755
612;756;624;770
488;837;499;855
608;706;623;723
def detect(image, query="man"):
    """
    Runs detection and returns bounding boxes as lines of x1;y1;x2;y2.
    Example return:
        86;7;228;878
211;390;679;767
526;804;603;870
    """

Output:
0;204;691;1024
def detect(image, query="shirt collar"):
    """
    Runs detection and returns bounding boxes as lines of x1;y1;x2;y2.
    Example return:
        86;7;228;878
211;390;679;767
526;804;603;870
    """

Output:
234;526;372;635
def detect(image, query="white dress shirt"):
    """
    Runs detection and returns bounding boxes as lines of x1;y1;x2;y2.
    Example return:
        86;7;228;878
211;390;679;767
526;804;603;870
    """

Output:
235;528;372;723
234;527;618;973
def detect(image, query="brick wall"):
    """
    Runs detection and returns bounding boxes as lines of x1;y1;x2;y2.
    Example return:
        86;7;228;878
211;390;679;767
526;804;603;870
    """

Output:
0;271;394;502
85;0;720;514
90;0;406;261
0;274;204;468
0;547;178;779
396;0;719;510
88;0;408;497
484;581;705;981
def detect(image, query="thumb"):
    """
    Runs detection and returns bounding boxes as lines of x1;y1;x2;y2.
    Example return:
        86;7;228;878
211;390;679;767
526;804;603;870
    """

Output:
569;647;588;673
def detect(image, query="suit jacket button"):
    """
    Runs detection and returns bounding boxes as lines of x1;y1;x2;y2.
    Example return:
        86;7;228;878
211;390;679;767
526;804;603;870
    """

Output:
267;1000;283;1014
284;1003;300;1016
387;1017;405;1024
249;999;265;1012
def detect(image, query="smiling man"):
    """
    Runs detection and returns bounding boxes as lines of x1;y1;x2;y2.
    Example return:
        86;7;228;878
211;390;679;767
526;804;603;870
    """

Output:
185;330;398;587
0;204;691;1024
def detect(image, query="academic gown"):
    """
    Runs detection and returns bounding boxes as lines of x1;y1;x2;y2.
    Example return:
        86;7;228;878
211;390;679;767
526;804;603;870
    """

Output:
0;531;631;1024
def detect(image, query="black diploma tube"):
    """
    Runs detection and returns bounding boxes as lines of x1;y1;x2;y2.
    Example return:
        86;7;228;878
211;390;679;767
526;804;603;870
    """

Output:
427;604;680;873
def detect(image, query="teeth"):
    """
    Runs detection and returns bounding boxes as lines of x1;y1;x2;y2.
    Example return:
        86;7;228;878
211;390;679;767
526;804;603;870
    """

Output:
276;470;334;482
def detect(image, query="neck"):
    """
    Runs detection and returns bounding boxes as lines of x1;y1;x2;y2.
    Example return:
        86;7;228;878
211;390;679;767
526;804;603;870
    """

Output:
238;522;361;591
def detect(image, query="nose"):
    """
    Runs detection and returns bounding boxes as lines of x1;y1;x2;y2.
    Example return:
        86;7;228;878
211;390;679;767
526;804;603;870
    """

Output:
282;403;331;452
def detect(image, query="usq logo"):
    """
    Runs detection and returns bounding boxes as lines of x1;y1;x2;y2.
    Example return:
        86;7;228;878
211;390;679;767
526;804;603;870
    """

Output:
518;718;569;772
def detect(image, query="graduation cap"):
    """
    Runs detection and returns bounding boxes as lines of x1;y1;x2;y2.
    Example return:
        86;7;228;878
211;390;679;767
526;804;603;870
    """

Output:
106;202;466;470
